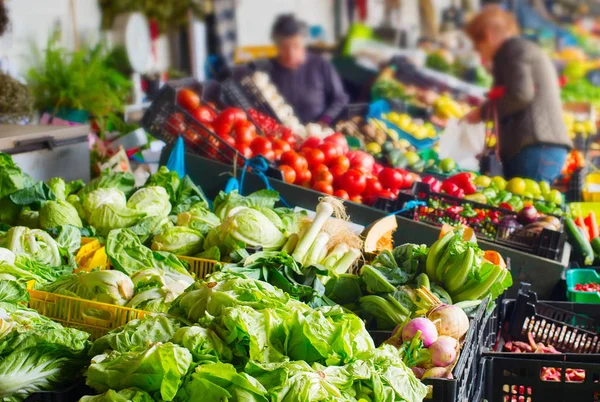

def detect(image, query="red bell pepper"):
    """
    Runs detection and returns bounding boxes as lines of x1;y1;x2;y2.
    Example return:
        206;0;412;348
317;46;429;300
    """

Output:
422;176;442;193
441;180;461;196
584;212;599;240
498;202;513;211
446;173;477;195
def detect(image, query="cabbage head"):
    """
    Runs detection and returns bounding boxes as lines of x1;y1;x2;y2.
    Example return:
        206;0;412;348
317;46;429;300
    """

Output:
83;188;127;219
88;204;146;236
220;207;286;250
79;389;154;402
5;226;62;266
42;270;134;306
176;204;220;235
151;227;204;256
126;186;171;217
39;200;83;230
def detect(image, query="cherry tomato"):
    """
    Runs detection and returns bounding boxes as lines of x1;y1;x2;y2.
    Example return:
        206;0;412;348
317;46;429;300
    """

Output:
272;139;292;153
250;137;272;155
191;106;217;124
301;136;322;149
296;169;312;186
350;195;363;204
364;178;383;196
281;151;308;173
329;163;349;179
312;181;334;195
336;169;367;196
319;142;341;165
304;148;326;168
166;113;186;135
235;143;252;159
378;168;405;190
324;133;349;154
332;155;350;170
280;165;296;183
312;165;333;185
333;189;350;200
233;120;257;144
177;88;200;112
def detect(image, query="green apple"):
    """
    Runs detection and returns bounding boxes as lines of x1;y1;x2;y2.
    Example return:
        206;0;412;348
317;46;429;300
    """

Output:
492;176;507;191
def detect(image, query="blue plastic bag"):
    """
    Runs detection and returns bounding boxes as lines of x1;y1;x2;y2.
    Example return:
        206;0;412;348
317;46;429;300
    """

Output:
166;136;186;178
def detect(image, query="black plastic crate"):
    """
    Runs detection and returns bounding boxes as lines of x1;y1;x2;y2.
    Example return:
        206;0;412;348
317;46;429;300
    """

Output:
368;297;491;401
221;70;283;123
23;381;92;402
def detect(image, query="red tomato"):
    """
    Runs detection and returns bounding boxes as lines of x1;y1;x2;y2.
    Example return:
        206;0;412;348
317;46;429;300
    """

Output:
304;148;326;168
274;149;283;161
378;168;405;190
214;107;247;136
329;163;349;179
166;113;186;135
336;169;367;196
296;169;312;186
233;120;257;144
191;106;217;124
350;195;363;204
260;149;275;162
378;189;396;200
347;150;375;173
402;171;416;189
177;88;200;112
280;129;297;147
250;137;272;155
332;155;350;170
235;143;252;159
319;142;341;165
324;133;349;154
364;178;383;196
281;151;308;173
312;166;333;185
280;165;296;183
301;136;322;149
272;139;292;153
312;181;334;195
333;189;350;200
372;162;385;176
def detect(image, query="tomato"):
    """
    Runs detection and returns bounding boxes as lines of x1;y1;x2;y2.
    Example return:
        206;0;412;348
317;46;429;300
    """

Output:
301;136;322;149
332;155;350;170
233;120;257;144
177;88;200;112
324;133;349;154
333;189;350;200
304;148;326;168
296;169;312;186
312;165;333;184
279;165;296;183
235;143;252;159
214;108;247;136
250;137;272;155
319;143;341;165
372;162;384;176
260;149;275;162
378;189;396;200
402;171;417;189
349;195;363;204
281;151;308;173
312;181;334;195
274;149;283;161
280;129;297;147
191;106;217;124
336;169;367;196
364;178;383;196
272;139;292;153
329;163;349;179
347;150;375;173
166;113;186;135
378;168;405;190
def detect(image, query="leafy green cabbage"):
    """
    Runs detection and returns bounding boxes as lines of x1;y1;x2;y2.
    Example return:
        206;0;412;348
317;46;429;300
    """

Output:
83;188;127;219
172;326;232;363
88;204;146;236
86;342;192;401
176;204;220;236
0;254;73;286
144;166;180;203
39;200;83;230
79;172;135;200
171;175;210;214
151;227;204;256
127;216;173;245
5;226;62;267
127;186;171;217
79;388;154;402
213;190;279;221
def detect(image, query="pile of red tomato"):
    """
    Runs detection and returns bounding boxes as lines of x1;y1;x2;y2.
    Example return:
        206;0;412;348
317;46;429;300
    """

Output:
173;87;418;205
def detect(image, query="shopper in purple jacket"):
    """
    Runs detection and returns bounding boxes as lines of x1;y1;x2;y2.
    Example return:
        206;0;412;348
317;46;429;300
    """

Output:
265;14;349;125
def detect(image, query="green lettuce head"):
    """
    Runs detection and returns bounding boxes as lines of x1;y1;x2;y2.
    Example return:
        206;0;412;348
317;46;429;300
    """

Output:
151;227;204;256
83;188;127;219
126;186;171;217
39;200;83;230
79;389;154;402
5;226;62;266
176;204;220;235
220;207;286;250
47;177;67;200
88;204;146;236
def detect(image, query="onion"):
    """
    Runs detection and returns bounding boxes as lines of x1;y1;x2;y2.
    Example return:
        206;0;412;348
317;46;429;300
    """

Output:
411;367;426;379
402;317;438;347
427;304;469;340
430;336;458;367
422;367;453;380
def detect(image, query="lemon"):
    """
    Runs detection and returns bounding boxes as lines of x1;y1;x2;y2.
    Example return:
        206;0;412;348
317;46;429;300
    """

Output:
475;175;492;188
507;177;526;196
366;142;382;154
539;181;551;195
492;176;507;191
524;179;541;196
440;158;457;173
405;151;421;166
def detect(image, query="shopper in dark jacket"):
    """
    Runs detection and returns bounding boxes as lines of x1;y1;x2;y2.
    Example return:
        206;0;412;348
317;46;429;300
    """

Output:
266;14;349;125
465;5;572;183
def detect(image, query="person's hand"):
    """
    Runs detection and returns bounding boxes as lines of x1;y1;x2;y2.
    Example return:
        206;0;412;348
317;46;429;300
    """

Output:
463;107;482;124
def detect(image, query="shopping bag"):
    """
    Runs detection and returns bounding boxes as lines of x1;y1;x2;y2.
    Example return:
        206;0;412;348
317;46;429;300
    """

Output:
438;119;486;171
166;136;186;178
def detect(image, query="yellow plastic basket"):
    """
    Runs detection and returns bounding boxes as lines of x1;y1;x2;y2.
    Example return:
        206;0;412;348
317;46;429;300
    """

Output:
76;238;110;273
27;289;149;340
178;255;218;280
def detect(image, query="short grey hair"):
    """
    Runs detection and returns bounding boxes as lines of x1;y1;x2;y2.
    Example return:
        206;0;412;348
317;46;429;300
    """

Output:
271;14;308;41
